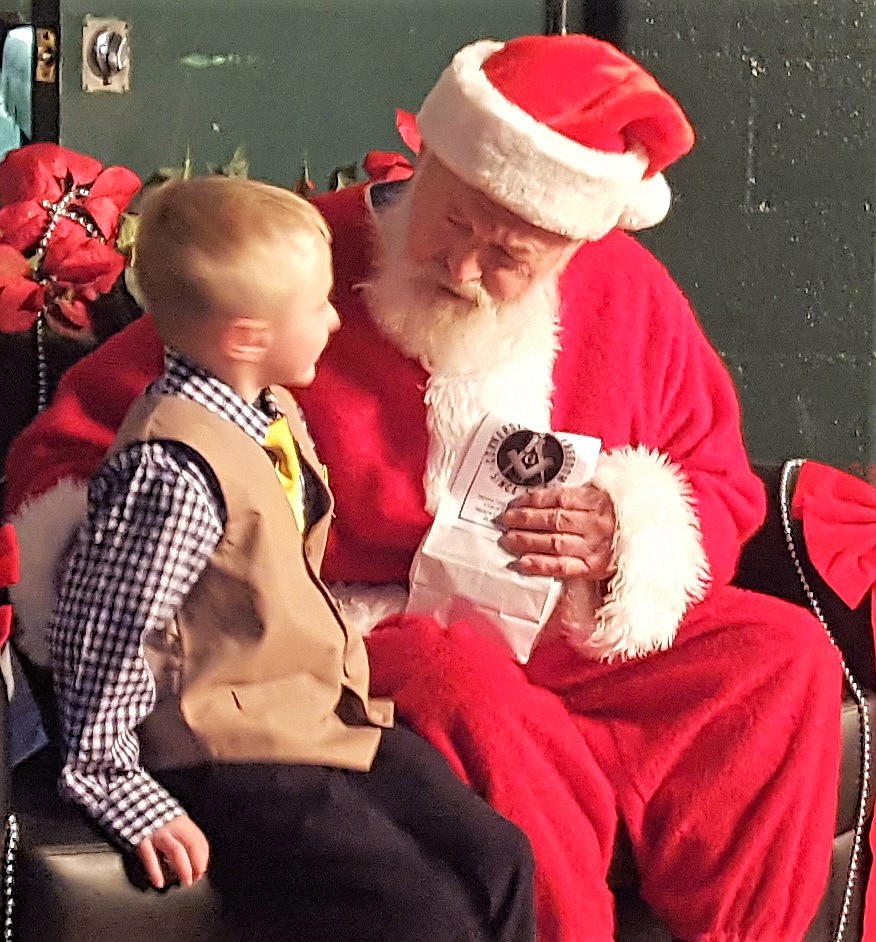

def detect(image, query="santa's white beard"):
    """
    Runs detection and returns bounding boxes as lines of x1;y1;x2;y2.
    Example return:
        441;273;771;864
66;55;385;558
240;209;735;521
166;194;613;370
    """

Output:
362;192;563;511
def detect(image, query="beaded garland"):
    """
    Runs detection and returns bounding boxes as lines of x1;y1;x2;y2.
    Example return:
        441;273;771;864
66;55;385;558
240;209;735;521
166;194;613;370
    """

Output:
33;181;106;412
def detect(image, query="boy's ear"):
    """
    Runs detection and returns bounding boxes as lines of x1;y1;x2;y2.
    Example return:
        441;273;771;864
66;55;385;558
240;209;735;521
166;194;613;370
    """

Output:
221;317;272;363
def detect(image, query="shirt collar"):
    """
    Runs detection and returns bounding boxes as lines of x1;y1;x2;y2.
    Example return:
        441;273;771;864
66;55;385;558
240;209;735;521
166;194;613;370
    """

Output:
150;349;276;443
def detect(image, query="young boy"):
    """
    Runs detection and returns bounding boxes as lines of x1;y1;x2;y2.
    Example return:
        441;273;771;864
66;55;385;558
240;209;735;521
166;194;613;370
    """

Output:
49;176;535;941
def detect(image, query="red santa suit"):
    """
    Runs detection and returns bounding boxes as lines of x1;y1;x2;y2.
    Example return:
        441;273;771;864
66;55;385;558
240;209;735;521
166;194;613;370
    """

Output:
4;35;844;942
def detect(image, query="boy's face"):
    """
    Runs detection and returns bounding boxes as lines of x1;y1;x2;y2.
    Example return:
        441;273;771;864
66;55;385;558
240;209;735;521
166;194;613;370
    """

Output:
267;234;339;387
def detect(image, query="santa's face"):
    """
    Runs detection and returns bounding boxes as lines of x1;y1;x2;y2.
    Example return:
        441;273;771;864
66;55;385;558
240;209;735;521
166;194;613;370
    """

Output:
365;157;570;376
403;152;578;304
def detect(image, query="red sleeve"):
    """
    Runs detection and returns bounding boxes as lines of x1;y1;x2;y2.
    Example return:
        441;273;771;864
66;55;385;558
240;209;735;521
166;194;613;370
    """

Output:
548;233;766;658
554;233;765;589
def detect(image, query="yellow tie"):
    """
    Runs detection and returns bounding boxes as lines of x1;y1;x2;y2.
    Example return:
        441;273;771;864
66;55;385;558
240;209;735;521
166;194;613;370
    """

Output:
263;416;307;533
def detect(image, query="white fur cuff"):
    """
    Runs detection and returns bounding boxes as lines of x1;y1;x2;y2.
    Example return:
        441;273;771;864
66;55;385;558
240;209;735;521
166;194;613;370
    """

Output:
584;446;710;660
8;478;87;667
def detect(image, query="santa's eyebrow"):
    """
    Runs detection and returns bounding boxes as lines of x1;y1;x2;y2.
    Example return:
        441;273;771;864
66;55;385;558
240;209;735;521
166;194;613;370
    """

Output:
498;236;540;260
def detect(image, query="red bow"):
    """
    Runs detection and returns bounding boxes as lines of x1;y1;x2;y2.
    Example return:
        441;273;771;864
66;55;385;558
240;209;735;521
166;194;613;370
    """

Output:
791;460;876;615
361;151;414;184
793;461;876;940
0;523;18;649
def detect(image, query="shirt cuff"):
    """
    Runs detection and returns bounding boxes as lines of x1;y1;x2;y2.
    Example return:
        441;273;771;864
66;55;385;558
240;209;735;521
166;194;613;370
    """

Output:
60;765;187;848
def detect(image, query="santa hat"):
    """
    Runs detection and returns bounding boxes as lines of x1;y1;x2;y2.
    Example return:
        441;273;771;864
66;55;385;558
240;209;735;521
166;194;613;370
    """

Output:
416;34;695;241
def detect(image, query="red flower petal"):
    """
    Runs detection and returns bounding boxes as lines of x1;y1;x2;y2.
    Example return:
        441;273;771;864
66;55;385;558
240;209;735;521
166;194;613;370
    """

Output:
42;215;113;255
0;243;30;277
0;144;105;204
84;193;134;240
0;201;49;252
0;243;42;332
52;294;92;330
0;277;42;332
44;233;125;296
0;145;61;203
86;168;142;239
89;165;141;209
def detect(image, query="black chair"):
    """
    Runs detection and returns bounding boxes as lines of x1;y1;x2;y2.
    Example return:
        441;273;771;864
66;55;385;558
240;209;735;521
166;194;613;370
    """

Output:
1;460;873;941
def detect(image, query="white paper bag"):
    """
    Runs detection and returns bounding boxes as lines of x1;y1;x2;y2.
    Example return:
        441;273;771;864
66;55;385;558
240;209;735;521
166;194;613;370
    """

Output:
406;414;601;662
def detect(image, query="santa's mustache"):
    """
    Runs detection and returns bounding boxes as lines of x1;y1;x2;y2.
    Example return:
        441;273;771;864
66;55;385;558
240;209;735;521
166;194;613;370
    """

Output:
412;266;494;311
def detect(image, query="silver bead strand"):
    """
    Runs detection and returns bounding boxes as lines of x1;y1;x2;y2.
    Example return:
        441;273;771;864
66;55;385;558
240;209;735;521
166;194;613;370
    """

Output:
33;181;105;414
36;184;101;260
779;458;872;942
3;814;18;942
35;310;48;413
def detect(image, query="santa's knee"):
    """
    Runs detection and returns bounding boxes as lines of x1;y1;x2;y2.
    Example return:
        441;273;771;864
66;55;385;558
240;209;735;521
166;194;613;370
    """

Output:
730;592;844;713
366;613;525;706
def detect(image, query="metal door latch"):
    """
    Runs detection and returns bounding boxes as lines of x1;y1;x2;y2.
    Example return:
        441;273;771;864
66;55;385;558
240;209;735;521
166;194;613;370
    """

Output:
82;16;130;93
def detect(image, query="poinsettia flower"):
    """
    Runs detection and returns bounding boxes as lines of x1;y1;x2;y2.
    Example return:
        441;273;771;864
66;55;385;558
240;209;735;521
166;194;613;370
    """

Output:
0;143;141;336
0;144;141;251
0;175;141;252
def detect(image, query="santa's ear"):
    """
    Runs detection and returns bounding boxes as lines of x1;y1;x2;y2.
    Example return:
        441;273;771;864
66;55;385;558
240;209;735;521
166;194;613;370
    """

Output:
221;316;272;363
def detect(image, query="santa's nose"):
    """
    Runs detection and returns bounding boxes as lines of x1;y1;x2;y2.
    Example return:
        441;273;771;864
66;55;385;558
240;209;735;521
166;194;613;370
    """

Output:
446;247;482;286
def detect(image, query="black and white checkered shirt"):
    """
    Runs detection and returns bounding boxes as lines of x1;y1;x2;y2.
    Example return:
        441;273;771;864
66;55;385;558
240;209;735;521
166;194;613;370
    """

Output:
49;350;281;848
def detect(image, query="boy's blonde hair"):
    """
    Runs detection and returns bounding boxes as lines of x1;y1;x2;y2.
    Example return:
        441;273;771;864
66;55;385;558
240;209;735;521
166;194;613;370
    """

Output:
134;176;330;343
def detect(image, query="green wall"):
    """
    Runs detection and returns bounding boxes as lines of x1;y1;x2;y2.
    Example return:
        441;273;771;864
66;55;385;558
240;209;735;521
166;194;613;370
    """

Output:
625;0;875;472
57;0;542;190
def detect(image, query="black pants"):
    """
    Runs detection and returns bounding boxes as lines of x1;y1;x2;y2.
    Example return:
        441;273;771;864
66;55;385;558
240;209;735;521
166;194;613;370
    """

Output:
158;725;535;942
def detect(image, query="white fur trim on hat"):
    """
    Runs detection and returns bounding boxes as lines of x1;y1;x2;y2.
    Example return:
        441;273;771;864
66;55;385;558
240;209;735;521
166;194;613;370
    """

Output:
8;477;87;667
579;446;710;660
617;173;673;232
417;39;656;241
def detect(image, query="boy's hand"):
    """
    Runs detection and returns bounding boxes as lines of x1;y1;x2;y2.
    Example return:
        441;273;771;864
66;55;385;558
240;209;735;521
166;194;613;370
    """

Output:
137;815;210;889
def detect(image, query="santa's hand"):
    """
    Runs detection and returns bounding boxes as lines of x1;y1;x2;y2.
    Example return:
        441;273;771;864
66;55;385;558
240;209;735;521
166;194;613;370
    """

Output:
497;483;616;580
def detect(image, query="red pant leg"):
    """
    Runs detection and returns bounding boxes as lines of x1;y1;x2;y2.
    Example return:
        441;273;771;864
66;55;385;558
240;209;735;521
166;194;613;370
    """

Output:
526;585;844;942
366;614;618;942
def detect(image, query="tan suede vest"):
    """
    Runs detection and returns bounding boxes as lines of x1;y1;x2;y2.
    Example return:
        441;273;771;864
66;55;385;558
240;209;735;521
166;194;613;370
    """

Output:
110;387;393;772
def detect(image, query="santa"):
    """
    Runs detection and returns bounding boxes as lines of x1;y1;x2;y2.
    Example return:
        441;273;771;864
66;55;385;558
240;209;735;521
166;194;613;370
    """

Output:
4;34;842;942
